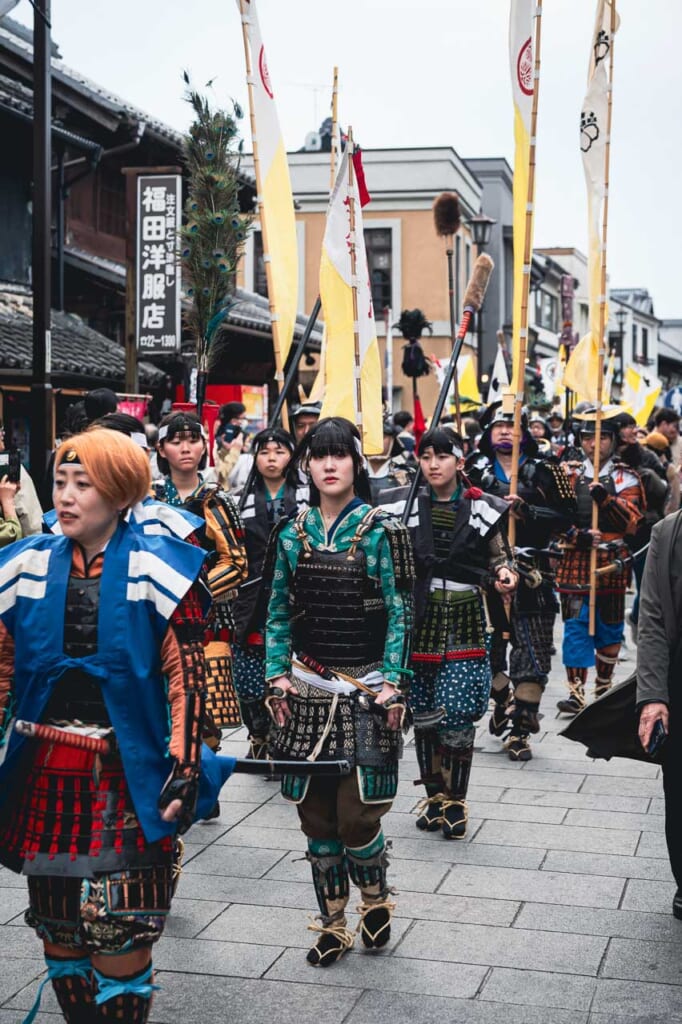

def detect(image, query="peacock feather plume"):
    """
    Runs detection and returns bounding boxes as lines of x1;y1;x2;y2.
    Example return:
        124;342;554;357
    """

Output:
180;74;252;390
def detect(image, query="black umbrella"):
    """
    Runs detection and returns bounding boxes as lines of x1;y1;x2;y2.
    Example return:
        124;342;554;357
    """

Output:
560;673;664;766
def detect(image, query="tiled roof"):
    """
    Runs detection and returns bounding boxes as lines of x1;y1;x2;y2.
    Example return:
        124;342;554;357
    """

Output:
0;20;256;187
0;285;164;387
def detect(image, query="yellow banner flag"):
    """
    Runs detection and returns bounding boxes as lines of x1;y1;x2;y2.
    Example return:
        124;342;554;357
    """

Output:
239;0;298;369
509;0;536;394
623;367;661;427
319;149;383;454
564;332;599;401
573;1;619;398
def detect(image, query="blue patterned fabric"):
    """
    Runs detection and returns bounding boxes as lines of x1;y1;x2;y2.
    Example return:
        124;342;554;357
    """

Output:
411;637;492;730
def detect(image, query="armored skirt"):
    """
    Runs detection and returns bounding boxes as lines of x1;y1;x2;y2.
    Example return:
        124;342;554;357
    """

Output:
411;585;493;731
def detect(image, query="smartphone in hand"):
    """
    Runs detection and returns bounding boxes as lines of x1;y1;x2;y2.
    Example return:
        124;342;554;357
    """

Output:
647;718;667;758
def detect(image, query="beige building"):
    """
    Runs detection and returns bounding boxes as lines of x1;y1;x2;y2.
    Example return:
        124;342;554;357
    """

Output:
240;145;484;415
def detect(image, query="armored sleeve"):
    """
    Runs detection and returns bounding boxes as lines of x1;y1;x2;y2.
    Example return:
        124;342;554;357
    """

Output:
527;461;578;530
161;581;207;770
597;473;644;536
374;523;413;690
203;491;248;597
0;620;15;750
487;529;510;572
264;527;297;682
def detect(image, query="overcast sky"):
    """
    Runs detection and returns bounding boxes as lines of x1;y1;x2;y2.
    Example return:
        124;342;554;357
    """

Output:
12;0;682;319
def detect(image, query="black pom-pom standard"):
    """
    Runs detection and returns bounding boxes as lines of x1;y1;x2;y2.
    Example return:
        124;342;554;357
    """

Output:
394;309;432;380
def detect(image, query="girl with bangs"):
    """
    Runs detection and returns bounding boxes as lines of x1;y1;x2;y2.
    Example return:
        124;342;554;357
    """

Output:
0;429;224;1023
383;426;515;841
232;427;308;760
154;412;247;749
264;417;414;967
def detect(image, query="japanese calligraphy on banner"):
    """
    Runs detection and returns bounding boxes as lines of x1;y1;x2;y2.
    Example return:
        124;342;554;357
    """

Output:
136;175;181;354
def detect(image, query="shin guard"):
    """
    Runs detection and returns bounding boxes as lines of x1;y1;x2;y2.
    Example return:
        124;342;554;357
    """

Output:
306;838;349;925
347;831;394;950
25;956;93;1024
594;647;620;698
489;671;511;737
306;839;354;966
239;697;271;759
92;964;158;1022
510;681;543;737
439;731;474;840
413;726;442;795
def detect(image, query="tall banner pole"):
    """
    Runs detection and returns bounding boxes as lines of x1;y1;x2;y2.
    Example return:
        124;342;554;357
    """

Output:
345;127;364;446
588;0;618;636
508;1;543;547
385;307;393;412
239;0;292;431
329;66;339;190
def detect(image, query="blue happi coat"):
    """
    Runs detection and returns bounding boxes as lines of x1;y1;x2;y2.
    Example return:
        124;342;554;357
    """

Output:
0;520;233;841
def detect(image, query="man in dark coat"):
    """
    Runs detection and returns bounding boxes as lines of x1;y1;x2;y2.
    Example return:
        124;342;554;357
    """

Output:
636;510;682;920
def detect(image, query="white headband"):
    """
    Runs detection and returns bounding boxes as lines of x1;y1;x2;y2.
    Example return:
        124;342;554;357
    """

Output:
158;423;206;442
353;436;369;469
131;432;149;450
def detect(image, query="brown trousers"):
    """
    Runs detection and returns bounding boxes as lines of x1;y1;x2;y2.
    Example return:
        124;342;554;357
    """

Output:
297;773;392;850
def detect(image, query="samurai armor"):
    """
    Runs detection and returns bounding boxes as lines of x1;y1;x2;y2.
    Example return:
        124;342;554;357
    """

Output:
25;864;173;954
412;588;487;663
204;640;241;727
0;740;173;877
292;548;386;669
270;678;402;769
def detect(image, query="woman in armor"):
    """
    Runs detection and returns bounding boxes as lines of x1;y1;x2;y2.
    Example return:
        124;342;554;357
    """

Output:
264;417;413;967
232;427;308;759
154;412;247;736
0;429;220;1023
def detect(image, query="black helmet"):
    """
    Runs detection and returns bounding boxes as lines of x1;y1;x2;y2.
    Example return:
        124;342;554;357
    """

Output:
573;406;620;437
477;401;537;459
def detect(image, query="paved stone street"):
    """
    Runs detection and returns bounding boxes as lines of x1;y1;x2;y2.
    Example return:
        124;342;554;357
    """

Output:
2;622;680;1023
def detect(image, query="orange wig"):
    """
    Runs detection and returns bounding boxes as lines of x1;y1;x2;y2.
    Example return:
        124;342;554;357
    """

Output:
55;428;151;509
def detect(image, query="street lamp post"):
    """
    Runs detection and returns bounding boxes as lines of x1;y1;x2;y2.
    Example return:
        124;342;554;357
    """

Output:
468;213;496;395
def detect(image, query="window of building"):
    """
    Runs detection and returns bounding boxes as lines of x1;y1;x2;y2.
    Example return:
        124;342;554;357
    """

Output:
465;241;471;288
455;235;461;313
97;174;126;237
534;289;558;332
253;230;268;299
641;326;649;363
364;227;392;312
632;322;638;359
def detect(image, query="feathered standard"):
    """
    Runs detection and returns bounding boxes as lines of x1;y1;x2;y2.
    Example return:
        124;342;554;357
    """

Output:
180;78;252;411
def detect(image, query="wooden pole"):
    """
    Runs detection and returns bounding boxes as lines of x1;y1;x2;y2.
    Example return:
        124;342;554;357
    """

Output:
508;2;543;547
588;0;617;636
329;66;339;191
239;0;289;432
445;245;462;431
346;127;364;449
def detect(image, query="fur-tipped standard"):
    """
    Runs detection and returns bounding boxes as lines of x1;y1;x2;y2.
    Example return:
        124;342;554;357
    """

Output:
462;253;494;312
433;192;461;238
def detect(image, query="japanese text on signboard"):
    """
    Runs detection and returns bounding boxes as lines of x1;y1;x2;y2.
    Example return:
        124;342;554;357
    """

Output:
136;175;181;353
